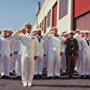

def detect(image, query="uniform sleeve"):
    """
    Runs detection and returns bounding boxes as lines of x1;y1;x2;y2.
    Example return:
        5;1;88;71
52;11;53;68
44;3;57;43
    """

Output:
81;39;89;53
34;38;39;56
13;33;31;45
40;39;44;57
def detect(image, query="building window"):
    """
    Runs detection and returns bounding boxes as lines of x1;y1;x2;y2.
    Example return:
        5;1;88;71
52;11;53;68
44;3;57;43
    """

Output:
47;10;51;27
43;17;47;33
59;0;68;19
52;2;57;27
42;17;47;33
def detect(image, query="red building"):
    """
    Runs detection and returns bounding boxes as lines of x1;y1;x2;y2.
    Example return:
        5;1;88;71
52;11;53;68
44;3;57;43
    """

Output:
73;0;90;30
33;0;90;34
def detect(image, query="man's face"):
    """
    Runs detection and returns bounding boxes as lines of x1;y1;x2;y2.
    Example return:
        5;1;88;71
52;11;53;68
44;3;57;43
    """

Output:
26;27;32;34
37;31;41;36
52;29;58;36
6;31;10;37
21;28;27;34
3;31;7;37
75;31;80;34
69;33;74;38
85;33;89;38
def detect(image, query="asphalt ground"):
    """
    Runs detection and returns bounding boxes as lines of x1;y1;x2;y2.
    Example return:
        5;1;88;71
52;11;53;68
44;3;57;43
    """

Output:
0;76;90;90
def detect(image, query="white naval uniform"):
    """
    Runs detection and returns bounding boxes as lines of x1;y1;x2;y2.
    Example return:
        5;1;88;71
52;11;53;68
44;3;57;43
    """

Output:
0;36;2;74
61;37;66;73
47;35;62;77
78;38;89;75
74;33;82;72
1;36;12;76
43;35;49;72
34;36;44;75
13;33;38;85
86;39;90;75
11;37;21;76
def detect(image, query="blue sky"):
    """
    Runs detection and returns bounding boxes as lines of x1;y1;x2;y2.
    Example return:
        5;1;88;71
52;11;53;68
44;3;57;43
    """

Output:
0;0;44;31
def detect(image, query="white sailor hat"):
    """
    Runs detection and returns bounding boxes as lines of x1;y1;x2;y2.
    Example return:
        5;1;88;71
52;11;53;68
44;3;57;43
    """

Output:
37;28;42;31
51;26;57;31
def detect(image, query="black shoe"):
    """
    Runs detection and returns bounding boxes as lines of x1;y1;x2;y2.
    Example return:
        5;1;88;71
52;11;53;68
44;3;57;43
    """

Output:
86;75;89;79
55;76;60;79
47;76;53;79
34;75;38;79
1;75;9;79
38;75;42;79
61;72;66;76
69;75;73;78
1;75;6;79
81;75;84;79
9;72;15;76
14;76;21;80
5;76;10;79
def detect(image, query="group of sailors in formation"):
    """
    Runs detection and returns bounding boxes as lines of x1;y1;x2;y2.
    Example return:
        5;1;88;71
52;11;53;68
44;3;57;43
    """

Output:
0;24;90;87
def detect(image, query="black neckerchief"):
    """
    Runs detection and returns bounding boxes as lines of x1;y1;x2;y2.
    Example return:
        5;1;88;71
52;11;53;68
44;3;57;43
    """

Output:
37;36;42;42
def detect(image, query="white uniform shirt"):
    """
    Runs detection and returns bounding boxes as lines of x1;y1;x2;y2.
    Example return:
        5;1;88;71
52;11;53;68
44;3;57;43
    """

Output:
37;36;44;57
1;36;12;58
13;33;38;60
0;36;2;58
12;37;21;53
48;35;61;54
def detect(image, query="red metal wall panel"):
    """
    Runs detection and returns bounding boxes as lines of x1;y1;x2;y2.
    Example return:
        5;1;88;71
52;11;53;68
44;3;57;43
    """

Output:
74;0;90;18
76;13;90;30
52;2;57;27
43;17;47;33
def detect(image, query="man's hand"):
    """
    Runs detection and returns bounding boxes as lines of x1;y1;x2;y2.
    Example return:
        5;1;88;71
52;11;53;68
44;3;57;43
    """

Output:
60;52;63;56
43;54;46;57
75;51;79;58
10;53;13;57
34;56;38;60
15;30;21;34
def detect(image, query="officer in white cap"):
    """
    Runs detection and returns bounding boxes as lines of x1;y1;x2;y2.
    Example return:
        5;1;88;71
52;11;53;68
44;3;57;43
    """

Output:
13;27;38;87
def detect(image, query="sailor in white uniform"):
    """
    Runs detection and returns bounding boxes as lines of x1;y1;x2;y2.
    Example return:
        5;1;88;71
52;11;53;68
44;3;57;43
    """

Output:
74;30;82;73
81;32;90;77
13;27;38;87
47;27;62;78
77;32;89;77
1;30;12;78
11;34;21;78
60;32;67;74
0;31;2;75
34;29;44;78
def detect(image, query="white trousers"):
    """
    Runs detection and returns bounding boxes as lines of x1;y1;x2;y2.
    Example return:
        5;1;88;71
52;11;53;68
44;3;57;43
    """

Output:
9;55;16;72
15;54;21;76
47;51;61;77
61;54;66;73
0;57;1;74
43;54;48;71
21;56;34;84
1;55;10;76
79;51;89;75
34;56;43;75
75;51;81;72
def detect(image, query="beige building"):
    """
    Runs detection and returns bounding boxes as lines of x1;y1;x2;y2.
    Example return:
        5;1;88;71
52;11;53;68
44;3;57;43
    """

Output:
33;0;90;34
